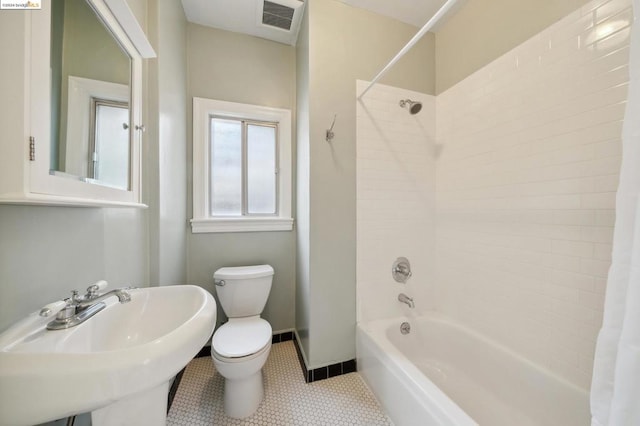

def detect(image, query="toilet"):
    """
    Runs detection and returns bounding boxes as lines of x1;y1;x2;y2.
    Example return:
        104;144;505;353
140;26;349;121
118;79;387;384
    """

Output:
211;264;274;419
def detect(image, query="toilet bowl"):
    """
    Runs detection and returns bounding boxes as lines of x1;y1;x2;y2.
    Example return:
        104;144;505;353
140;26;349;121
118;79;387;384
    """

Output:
211;265;274;419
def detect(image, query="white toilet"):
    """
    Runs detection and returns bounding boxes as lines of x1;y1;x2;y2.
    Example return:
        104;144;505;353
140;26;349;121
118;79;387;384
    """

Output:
211;264;274;419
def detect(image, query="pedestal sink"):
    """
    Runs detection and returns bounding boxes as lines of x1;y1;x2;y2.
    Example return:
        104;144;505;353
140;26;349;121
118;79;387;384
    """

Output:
0;285;216;426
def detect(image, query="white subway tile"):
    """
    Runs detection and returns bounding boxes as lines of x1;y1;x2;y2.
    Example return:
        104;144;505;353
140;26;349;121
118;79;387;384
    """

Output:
594;174;621;192
580;258;612;278
359;0;628;391
554;210;597;226
550;298;597;322
581;226;615;243
551;269;596;291
580;156;622;177
581;192;617;209
594;278;609;294
593;0;632;24
582;0;618;16
544;282;580;302
594;243;614;261
552;239;595;257
585;27;631;56
596;209;616;226
551;254;584;273
579;354;596;375
578;289;606;311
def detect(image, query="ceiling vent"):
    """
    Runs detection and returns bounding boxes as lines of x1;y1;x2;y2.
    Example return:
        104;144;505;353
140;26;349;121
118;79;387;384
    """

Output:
262;1;295;30
258;0;303;34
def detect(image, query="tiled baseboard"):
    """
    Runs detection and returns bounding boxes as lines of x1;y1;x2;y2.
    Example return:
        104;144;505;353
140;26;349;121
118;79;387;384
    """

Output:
291;333;357;383
272;330;294;344
194;345;211;358
168;330;357;412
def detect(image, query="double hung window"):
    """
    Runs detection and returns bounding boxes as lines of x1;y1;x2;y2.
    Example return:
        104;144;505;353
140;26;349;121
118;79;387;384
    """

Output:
209;117;277;216
192;98;293;233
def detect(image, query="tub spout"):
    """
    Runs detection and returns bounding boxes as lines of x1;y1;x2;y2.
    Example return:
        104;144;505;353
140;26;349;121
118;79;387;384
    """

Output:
398;293;414;308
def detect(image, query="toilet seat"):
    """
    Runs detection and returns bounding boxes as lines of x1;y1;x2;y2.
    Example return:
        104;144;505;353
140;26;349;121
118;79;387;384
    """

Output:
212;340;271;364
212;317;272;359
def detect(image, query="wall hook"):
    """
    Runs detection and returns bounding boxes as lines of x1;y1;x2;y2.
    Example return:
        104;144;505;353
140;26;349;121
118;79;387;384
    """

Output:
326;114;337;143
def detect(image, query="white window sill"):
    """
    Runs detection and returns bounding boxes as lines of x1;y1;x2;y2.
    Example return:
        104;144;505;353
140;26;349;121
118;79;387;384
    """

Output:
190;217;294;233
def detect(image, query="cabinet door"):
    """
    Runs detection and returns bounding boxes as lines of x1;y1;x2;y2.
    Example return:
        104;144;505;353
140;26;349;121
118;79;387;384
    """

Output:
3;0;153;207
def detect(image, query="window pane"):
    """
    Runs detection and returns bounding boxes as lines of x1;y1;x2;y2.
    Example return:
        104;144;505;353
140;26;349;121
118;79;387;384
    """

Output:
94;103;129;190
210;118;242;215
247;124;276;214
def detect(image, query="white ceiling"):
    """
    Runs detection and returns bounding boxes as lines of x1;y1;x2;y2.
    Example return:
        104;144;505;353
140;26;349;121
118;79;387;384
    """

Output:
339;0;449;28
181;0;457;46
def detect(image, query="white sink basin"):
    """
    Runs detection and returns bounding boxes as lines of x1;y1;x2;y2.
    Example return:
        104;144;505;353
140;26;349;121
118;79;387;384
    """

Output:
0;285;216;426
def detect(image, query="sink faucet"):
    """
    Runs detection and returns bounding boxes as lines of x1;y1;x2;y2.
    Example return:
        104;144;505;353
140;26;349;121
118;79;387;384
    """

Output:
45;281;133;330
398;293;415;308
75;288;132;310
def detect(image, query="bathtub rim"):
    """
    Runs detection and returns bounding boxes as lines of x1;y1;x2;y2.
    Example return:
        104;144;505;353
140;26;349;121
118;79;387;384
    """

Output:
357;317;478;426
358;313;591;425
361;313;590;394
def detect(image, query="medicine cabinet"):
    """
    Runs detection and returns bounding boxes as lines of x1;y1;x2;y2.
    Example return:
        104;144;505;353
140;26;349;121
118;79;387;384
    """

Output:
0;0;155;207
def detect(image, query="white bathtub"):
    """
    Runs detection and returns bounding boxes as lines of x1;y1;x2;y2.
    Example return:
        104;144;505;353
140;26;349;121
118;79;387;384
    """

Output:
357;315;590;426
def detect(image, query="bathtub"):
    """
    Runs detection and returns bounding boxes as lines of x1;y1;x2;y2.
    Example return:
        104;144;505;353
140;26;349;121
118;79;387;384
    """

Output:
357;315;590;426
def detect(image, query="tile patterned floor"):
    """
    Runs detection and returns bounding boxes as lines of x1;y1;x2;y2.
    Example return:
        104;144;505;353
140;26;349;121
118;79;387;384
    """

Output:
167;341;392;425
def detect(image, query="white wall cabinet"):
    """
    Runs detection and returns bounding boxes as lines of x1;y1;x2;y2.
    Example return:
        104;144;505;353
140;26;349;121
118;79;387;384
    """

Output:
0;0;155;207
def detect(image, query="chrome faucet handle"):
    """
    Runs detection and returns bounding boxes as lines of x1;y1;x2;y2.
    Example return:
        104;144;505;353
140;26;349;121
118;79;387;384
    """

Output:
85;280;108;299
55;303;77;321
39;300;68;318
40;289;81;319
392;257;412;283
394;264;412;277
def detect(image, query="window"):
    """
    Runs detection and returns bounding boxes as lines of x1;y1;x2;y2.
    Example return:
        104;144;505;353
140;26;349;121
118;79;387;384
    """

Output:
89;98;130;190
209;117;277;216
191;98;293;233
64;76;130;188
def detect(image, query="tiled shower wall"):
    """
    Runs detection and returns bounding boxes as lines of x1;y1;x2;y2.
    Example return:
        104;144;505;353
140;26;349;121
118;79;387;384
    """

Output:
356;81;436;323
435;0;630;389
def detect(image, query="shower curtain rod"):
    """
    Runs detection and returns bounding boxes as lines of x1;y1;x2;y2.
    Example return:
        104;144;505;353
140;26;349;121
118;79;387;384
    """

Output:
357;0;459;100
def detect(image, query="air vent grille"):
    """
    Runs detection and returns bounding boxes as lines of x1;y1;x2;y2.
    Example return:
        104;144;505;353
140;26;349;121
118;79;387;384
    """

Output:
263;0;295;31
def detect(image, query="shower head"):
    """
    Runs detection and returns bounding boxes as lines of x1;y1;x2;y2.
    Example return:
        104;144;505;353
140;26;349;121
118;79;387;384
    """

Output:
399;99;422;115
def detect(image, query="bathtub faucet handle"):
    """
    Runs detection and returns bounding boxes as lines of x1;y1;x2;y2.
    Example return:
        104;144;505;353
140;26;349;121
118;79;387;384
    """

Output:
392;257;412;283
394;264;412;277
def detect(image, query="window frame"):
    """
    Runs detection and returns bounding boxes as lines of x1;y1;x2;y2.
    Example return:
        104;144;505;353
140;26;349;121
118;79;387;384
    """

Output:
191;97;293;233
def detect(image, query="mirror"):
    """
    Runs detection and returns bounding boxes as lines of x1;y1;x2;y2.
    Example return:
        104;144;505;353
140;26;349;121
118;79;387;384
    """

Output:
50;0;132;191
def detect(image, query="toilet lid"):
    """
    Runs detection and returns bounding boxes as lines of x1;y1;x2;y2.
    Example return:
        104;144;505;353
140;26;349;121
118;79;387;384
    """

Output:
214;265;274;280
213;317;272;358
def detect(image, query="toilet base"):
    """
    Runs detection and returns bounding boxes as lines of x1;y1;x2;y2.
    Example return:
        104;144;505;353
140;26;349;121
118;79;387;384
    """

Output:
224;370;264;418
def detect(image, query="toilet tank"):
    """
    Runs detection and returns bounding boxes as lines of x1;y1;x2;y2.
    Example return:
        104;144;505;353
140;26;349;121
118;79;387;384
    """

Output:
214;265;274;318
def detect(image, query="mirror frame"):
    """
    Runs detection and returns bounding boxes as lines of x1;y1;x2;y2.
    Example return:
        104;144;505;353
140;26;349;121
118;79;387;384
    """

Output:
27;0;154;207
